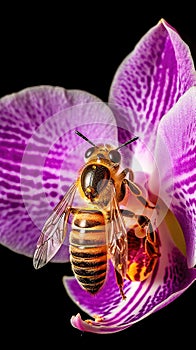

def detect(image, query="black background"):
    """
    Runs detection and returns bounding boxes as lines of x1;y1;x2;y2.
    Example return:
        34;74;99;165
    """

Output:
0;5;195;347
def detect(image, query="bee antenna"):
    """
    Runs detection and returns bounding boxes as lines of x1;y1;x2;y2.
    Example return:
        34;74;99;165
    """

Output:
115;136;139;150
75;130;96;147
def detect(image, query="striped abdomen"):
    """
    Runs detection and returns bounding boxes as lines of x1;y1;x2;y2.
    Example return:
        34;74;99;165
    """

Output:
70;209;107;294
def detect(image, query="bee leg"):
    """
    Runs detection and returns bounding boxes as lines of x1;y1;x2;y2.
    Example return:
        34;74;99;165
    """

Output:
144;220;160;257
123;178;156;209
121;208;148;237
118;168;134;181
114;268;126;300
120;208;135;218
136;215;160;257
121;210;159;256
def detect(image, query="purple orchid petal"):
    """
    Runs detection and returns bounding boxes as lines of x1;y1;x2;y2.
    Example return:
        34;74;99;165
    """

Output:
150;87;196;268
109;19;196;174
0;86;118;260
63;201;196;334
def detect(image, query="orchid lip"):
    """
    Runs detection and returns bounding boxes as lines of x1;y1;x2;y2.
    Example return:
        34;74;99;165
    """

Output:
63;199;193;334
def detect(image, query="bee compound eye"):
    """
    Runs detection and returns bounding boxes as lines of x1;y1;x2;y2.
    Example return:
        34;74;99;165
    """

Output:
85;147;95;158
109;150;121;163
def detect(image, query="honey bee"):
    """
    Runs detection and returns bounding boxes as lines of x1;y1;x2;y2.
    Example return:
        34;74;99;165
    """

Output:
33;130;160;299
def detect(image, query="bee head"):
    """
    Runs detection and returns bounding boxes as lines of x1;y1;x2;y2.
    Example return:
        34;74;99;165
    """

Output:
84;144;121;166
75;130;138;166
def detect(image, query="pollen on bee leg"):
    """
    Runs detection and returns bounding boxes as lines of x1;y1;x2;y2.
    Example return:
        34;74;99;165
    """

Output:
134;226;146;238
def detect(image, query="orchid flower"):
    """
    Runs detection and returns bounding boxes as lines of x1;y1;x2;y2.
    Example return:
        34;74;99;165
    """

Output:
0;19;195;334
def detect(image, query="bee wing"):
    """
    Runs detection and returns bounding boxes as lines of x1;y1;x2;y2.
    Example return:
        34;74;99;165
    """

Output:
33;182;77;269
107;184;128;278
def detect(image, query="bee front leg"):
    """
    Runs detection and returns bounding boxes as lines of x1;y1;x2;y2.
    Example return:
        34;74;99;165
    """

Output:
123;177;156;209
118;168;134;181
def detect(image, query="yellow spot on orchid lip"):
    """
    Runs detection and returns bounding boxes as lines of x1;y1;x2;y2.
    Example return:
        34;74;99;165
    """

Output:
154;197;187;257
93;315;104;322
164;206;187;257
85;319;93;325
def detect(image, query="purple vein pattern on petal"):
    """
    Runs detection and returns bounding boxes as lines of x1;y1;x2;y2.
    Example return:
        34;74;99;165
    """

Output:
63;205;196;334
150;87;196;268
109;19;196;173
0;86;117;260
